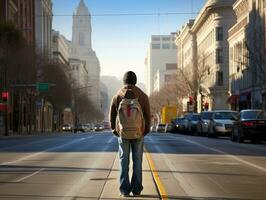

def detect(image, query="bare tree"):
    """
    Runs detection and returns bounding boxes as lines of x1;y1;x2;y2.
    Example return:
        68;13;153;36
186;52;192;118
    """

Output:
74;92;104;123
177;53;210;112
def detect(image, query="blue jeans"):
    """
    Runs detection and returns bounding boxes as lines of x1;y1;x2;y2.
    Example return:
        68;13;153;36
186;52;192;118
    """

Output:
118;137;144;195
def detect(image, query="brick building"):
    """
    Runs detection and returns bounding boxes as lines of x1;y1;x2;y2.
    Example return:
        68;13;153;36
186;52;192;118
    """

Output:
0;0;35;45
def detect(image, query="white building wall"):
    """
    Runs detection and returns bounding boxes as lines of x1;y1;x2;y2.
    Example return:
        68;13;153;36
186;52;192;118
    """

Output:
52;30;70;65
146;34;177;95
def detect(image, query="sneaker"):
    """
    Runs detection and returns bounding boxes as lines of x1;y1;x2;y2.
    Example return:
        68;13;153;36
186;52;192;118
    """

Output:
132;192;141;197
120;193;130;197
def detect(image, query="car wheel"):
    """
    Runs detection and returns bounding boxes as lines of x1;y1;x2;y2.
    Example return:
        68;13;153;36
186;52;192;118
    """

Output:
197;125;203;136
231;127;237;142
237;128;244;143
207;125;212;138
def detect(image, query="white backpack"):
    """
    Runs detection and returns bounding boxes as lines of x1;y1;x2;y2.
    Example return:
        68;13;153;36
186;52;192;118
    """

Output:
116;98;144;139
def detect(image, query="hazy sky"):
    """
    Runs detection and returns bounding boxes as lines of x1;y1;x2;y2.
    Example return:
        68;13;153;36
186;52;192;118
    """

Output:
52;0;206;84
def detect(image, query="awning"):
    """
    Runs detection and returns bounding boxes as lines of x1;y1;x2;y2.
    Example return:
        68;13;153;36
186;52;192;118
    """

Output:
227;95;239;104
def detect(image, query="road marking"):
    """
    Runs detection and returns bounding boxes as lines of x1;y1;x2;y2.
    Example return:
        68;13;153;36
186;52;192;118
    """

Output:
182;138;266;173
0;136;94;166
63;135;116;200
13;168;45;183
146;137;192;197
145;148;168;200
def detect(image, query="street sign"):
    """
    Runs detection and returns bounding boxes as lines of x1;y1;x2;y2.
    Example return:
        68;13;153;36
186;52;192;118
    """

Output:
36;83;50;92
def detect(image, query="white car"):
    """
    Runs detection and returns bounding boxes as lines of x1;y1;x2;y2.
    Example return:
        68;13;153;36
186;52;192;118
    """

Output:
208;110;238;138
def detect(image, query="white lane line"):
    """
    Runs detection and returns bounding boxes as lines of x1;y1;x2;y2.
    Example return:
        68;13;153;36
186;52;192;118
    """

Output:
147;137;190;196
0;136;94;166
179;137;266;173
1;135;97;183
63;135;116;200
13;168;45;183
107;136;116;144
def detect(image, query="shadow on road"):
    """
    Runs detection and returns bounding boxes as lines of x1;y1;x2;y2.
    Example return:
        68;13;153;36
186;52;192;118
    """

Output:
0;165;256;177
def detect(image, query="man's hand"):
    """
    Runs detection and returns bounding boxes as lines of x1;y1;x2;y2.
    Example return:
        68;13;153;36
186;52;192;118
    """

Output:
112;130;119;137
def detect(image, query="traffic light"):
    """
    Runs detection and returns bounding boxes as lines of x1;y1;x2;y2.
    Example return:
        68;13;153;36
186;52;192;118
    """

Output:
2;91;9;102
188;96;193;105
203;102;209;110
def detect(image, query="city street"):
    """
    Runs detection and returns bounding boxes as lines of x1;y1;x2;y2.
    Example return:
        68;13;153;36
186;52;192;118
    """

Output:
0;132;266;200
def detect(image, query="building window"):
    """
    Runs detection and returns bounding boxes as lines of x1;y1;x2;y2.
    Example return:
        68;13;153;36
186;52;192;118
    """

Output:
216;48;223;64
162;37;171;41
152;44;160;49
216;27;223;41
152;36;160;41
217;71;223;86
166;64;177;70
172;44;177;49
162;43;170;49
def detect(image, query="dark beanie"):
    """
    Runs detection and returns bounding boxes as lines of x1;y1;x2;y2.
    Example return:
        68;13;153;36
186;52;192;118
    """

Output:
123;71;137;85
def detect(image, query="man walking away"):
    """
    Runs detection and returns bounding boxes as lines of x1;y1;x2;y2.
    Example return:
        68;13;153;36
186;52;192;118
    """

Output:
109;71;151;197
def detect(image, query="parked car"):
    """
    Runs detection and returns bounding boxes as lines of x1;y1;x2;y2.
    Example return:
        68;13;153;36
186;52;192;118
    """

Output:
74;124;86;133
164;123;173;133
84;124;92;132
208;110;238;138
196;111;214;135
102;121;111;130
156;124;165;133
187;113;200;134
182;113;193;133
62;124;72;132
231;109;266;143
94;123;104;132
171;117;185;133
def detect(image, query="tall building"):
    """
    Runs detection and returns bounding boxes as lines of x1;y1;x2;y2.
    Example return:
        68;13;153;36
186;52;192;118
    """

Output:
0;0;35;45
145;33;177;95
228;0;266;110
70;0;101;108
35;0;52;57
52;30;71;65
153;65;177;92
176;0;237;112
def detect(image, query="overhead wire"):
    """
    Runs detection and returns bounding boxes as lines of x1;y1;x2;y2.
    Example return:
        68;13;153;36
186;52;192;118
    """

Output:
40;12;199;17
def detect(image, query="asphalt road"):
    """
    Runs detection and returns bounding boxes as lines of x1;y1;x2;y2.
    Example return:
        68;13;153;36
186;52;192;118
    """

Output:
0;132;265;200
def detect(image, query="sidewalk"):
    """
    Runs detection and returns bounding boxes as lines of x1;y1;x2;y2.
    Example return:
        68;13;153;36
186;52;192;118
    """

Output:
99;153;160;199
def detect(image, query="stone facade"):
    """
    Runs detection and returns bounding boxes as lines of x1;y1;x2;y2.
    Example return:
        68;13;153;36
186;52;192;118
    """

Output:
228;0;266;110
0;0;35;45
176;0;237;112
35;0;52;58
52;30;71;65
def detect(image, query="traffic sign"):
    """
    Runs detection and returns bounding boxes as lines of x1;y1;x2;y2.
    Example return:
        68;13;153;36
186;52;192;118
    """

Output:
36;83;50;92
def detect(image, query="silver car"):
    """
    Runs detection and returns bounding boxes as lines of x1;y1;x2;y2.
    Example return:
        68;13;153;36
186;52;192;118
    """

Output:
196;111;214;135
208;110;238;138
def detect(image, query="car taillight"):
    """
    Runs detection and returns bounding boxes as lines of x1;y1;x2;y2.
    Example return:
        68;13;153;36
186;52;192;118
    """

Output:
242;121;254;127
